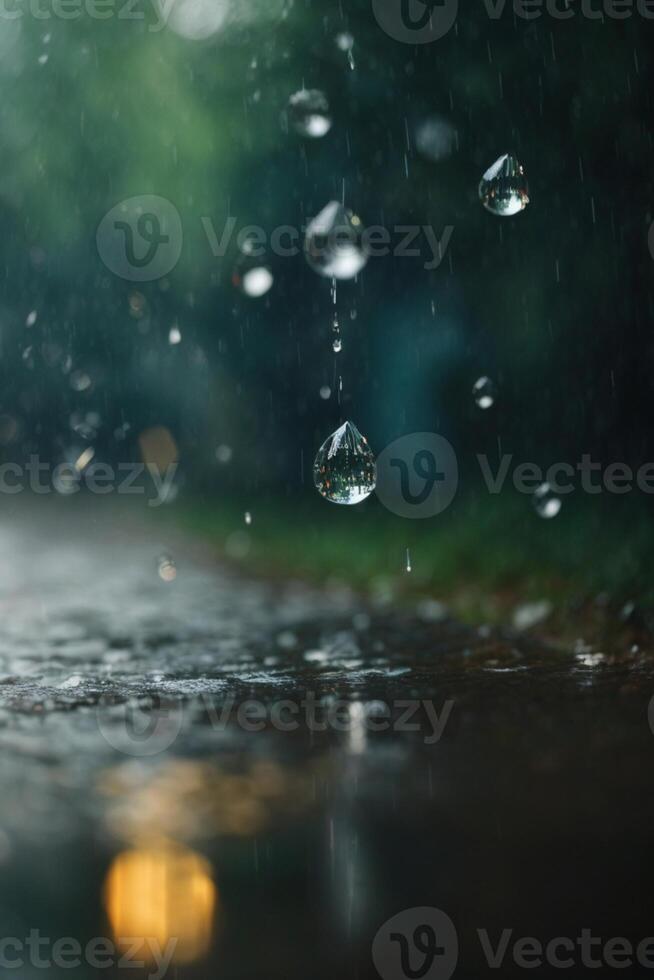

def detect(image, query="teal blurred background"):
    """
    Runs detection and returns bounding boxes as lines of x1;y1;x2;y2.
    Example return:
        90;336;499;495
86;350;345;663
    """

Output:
0;0;652;603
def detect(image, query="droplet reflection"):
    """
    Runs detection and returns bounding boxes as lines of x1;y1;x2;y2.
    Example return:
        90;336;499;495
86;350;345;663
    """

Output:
479;153;529;217
305;202;368;280
313;421;376;505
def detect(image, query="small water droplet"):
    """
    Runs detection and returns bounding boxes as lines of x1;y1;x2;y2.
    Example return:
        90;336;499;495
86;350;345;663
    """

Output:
169;325;182;345
405;548;412;573
232;256;274;298
332;314;342;352
158;555;177;582
313;421;376;505
533;483;562;519
320;386;332;400
25;310;37;327
305;201;369;280
473;376;497;410
244;511;252;525
216;444;232;464
70;370;91;392
288;89;332;139
415;115;457;162
479;153;529;216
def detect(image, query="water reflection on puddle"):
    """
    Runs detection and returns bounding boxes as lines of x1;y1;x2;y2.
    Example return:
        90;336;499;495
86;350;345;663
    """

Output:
0;510;651;978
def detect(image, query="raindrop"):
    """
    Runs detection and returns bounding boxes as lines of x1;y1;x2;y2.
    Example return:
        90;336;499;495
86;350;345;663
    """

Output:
244;511;252;525
215;444;232;464
288;89;332;139
332;314;342;353
305;201;368;280
25;310;37;327
74;446;95;472
335;31;354;51
169;325;182;345
158;554;177;582
232;256;274;298
313;421;376;506
472;376;497;410
405;548;412;573
479;153;529;217
70;370;92;392
319;386;332;400
533;483;562;520
415;116;457;162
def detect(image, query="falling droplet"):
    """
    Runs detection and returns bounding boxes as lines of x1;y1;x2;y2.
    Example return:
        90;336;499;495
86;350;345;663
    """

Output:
405;548;412;573
70;370;92;392
533;483;562;519
287;89;332;139
415;116;457;162
305;201;369;280
232;253;274;298
335;31;354;51
313;421;376;505
479;153;529;217
158;554;177;582
169;325;182;345
319;386;332;400
332;314;342;353
244;511;252;525
473;376;497;410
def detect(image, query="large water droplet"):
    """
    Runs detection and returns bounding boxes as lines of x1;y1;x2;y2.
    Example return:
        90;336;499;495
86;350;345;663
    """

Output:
313;421;376;505
305;201;369;280
533;483;562;519
472;376;497;410
288;89;332;139
479;154;529;217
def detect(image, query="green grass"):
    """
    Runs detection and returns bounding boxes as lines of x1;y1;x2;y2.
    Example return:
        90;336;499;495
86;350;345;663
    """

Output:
164;490;652;625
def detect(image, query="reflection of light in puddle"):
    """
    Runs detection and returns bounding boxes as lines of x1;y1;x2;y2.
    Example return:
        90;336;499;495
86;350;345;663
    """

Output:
104;842;216;966
98;758;320;842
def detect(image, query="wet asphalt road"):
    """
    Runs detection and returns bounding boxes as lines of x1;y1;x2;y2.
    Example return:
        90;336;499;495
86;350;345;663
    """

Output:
0;500;652;979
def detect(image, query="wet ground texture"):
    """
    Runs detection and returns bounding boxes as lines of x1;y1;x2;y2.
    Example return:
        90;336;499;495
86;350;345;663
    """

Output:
0;502;652;980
